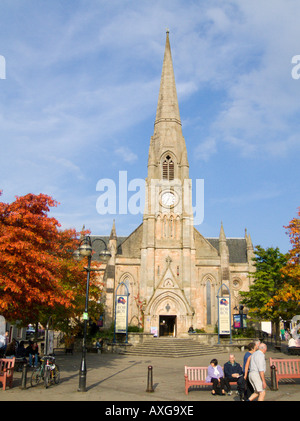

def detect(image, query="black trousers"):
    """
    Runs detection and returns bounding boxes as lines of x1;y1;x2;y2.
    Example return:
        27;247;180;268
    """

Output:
245;377;254;399
225;376;246;395
211;377;227;392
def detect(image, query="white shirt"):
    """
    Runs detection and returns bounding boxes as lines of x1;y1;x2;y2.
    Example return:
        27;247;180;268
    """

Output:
249;350;266;373
289;337;296;347
213;366;220;376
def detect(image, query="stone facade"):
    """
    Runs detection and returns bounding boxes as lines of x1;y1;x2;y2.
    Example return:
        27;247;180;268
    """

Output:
93;32;255;337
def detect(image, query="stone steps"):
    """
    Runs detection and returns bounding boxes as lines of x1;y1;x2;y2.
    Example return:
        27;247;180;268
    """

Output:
120;338;227;358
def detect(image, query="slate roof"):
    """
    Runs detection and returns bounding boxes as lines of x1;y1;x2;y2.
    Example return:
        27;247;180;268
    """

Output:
206;238;248;264
90;234;248;264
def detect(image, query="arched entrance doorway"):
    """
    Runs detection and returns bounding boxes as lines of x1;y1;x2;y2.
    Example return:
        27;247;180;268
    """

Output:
144;289;194;337
159;315;176;337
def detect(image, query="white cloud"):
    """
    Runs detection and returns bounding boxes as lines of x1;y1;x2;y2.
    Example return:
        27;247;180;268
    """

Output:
114;147;138;164
194;137;217;161
212;186;282;206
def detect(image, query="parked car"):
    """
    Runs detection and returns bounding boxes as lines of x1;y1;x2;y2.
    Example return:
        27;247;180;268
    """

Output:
26;327;35;338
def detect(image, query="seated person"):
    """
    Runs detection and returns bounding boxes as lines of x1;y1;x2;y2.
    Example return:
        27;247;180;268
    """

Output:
206;358;226;396
288;336;297;348
224;353;246;401
16;340;27;358
26;341;39;367
96;338;103;353
0;331;9;355
5;339;17;356
288;336;300;353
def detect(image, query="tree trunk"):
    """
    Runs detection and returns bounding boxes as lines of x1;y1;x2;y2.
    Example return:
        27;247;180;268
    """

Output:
272;320;281;345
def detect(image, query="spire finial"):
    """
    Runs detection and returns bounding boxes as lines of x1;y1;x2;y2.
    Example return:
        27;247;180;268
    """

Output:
219;221;226;242
110;219;117;240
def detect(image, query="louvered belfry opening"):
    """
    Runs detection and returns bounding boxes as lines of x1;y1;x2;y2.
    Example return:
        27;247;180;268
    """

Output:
163;155;174;180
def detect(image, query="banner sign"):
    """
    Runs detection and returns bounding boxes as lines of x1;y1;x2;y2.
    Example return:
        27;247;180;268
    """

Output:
115;295;128;333
218;297;230;334
233;314;242;328
234;314;247;329
45;330;54;354
151;326;158;337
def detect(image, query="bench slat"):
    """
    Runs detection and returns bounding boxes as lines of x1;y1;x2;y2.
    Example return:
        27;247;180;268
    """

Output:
270;358;300;389
0;358;15;390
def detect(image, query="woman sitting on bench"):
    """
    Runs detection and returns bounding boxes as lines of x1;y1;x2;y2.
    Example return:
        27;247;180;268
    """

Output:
206;359;227;396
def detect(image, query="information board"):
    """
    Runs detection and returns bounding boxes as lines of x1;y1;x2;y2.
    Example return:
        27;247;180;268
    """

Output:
218;297;230;334
115;295;128;333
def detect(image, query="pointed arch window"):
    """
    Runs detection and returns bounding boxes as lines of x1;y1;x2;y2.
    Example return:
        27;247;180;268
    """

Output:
162;155;174;180
206;279;211;325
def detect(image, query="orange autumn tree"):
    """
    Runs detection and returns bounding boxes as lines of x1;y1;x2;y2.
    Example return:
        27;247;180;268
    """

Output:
0;191;103;330
268;207;300;317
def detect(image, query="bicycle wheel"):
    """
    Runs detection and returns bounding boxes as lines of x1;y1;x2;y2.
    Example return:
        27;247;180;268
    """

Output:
44;368;50;388
53;364;60;384
31;366;42;387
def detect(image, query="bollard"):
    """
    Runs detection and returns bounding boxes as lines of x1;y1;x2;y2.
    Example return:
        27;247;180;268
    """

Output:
20;362;27;390
146;365;154;393
270;364;278;391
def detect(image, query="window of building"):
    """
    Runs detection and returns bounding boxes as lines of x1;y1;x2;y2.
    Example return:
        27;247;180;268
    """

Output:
162;155;174;180
206;280;211;325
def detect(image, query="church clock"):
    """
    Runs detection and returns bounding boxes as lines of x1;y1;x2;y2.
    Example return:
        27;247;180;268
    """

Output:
161;191;177;207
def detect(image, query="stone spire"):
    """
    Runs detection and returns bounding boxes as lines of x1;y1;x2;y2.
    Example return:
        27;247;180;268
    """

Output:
219;222;230;282
154;30;182;130
219;222;229;261
109;219;117;240
148;31;189;181
108;219;117;259
245;228;255;283
219;221;226;243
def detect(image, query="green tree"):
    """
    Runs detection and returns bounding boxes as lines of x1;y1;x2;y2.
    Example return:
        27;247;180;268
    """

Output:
240;245;289;342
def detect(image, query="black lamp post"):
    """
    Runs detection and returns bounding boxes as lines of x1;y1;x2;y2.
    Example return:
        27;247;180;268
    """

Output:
239;305;244;330
74;235;111;392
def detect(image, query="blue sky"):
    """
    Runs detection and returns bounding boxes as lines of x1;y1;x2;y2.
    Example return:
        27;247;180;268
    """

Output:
0;0;300;253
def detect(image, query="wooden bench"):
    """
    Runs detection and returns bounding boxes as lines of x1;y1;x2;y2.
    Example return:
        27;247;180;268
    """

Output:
184;366;236;395
53;346;73;354
0;357;15;390
288;347;300;356
15;357;27;372
270;358;300;389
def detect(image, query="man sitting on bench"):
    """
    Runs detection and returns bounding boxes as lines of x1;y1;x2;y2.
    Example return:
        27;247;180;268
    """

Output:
224;354;246;401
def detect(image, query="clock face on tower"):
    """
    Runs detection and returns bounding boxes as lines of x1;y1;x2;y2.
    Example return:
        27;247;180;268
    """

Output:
161;191;177;207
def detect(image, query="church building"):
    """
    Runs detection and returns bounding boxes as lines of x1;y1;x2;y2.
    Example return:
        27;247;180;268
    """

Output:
94;32;254;337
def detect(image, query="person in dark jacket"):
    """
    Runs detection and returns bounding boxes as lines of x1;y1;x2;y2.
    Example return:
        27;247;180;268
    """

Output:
224;354;246;401
16;341;26;358
5;339;17;356
26;341;39;367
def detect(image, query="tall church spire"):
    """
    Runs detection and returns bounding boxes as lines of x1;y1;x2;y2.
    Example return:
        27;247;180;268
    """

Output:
148;31;189;182
155;30;181;128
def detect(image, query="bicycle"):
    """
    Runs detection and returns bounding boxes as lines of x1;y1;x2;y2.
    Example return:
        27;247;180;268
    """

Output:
30;355;60;388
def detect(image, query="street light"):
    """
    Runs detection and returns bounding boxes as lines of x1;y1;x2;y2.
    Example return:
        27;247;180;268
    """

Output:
74;235;111;392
